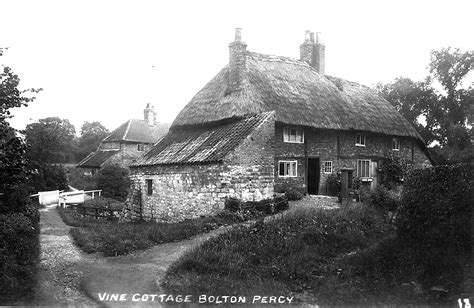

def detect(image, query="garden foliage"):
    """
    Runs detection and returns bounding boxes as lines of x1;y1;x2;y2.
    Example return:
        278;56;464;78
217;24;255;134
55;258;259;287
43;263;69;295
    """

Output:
396;163;472;288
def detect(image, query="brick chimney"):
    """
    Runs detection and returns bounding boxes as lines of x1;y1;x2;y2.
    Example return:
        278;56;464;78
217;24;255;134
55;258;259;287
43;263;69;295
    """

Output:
299;30;325;75
228;28;247;91
143;103;156;126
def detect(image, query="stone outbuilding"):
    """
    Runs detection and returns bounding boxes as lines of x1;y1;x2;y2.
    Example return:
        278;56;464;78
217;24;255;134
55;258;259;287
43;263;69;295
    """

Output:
122;29;433;222
77;104;169;175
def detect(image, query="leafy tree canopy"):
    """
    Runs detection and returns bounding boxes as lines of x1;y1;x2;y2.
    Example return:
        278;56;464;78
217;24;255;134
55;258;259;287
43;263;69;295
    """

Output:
376;47;474;163
25;117;76;164
77;121;109;160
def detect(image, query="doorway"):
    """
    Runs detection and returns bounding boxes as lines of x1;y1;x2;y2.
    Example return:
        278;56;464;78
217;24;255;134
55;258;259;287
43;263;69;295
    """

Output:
307;158;320;195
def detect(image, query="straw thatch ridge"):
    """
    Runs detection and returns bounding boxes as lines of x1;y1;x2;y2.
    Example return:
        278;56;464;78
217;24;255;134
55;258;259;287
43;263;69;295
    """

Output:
171;51;421;140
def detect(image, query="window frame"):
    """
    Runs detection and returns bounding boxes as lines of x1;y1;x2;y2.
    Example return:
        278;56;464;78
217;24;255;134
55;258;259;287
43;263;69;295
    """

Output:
357;159;372;179
323;161;333;174
392;137;400;151
146;179;153;196
355;134;366;147
278;160;298;177
283;127;304;144
137;144;145;151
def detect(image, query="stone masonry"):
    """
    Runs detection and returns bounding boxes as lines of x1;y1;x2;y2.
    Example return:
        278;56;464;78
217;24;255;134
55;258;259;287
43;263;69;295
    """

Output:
121;114;275;222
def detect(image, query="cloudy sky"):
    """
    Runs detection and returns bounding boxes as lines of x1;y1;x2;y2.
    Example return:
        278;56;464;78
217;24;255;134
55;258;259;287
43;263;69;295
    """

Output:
2;0;473;133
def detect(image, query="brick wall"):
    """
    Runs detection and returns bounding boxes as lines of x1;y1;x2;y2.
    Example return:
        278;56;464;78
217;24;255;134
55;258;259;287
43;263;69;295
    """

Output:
121;114;275;222
274;123;431;194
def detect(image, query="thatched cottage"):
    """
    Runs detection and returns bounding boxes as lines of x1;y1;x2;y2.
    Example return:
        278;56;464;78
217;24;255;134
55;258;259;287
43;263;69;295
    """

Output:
122;29;432;222
77;104;169;175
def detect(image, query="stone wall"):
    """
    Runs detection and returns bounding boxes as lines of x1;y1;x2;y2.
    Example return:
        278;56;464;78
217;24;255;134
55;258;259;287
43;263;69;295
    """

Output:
274;123;431;194
102;142;152;168
122;114;275;222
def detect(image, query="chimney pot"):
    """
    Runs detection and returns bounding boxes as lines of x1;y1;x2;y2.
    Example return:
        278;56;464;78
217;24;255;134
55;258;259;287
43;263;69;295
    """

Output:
235;28;242;42
304;30;310;42
316;32;321;43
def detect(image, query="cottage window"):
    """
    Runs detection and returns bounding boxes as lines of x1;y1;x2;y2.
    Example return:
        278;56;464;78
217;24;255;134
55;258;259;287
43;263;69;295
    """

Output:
357;159;371;178
283;128;304;143
392;138;400;151
146;179;153;195
278;161;297;177
323;161;333;174
138;144;145;151
355;134;366;146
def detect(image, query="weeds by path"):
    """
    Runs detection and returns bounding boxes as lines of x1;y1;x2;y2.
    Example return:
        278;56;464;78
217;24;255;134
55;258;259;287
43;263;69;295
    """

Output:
58;207;243;256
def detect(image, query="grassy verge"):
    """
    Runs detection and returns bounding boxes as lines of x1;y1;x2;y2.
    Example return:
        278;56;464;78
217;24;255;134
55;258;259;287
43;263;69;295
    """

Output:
57;207;243;256
162;204;414;305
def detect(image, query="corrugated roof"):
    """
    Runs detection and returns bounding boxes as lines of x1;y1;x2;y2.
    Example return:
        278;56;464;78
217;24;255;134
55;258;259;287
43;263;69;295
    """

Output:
132;112;274;166
103;119;169;143
171;51;422;140
77;150;120;168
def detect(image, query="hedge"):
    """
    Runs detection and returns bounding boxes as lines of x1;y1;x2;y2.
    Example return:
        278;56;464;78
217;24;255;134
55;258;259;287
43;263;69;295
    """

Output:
396;163;473;287
0;201;40;303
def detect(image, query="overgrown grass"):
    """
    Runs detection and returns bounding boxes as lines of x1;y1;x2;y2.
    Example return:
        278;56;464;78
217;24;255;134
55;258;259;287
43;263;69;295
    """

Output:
58;207;243;256
163;204;398;305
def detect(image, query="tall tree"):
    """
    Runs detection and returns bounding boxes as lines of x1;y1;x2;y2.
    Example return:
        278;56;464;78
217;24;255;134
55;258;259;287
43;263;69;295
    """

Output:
77;121;109;160
24;117;76;164
0;48;41;302
377;47;473;163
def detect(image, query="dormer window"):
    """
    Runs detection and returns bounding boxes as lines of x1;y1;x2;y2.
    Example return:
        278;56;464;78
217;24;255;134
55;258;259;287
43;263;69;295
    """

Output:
138;144;145;151
355;134;366;147
392;138;400;151
283;128;304;143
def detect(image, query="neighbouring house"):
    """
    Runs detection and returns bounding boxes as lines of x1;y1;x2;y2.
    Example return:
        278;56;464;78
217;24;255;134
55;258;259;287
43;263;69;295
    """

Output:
77;104;169;175
122;29;432;222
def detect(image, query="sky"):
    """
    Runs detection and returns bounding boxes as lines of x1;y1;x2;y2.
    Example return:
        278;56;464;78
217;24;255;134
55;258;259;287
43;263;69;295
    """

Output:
2;0;473;134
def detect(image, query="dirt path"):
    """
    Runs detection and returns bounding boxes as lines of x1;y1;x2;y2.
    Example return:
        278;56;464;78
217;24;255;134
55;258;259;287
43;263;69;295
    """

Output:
34;204;97;306
35;204;228;307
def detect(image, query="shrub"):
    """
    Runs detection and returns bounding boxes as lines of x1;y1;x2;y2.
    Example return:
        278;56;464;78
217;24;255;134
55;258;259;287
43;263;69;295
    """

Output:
96;165;130;201
224;197;241;212
0;202;40;302
396;164;473;288
378;153;412;189
29;163;69;192
276;184;305;201
65;166;98;191
366;185;401;214
327;172;341;196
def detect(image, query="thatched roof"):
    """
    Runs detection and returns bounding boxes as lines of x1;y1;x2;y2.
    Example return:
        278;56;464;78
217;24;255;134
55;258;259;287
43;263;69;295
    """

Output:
132;112;274;167
172;52;421;140
103;119;169;144
77;150;119;168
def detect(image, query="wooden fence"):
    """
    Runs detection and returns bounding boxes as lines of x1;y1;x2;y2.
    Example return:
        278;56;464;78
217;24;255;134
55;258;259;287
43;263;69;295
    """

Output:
68;204;121;220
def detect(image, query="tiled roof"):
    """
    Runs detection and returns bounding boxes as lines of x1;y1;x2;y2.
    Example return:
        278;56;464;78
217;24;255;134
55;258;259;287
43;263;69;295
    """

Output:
103;119;169;144
132;112;274;166
77;150;120;168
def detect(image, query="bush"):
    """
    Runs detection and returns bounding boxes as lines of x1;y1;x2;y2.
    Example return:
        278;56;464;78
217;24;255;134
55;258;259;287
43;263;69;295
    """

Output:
29;163;69;192
327;172;341;196
276;184;305;201
396;164;473;288
378;153;412;189
366;185;401;214
96;165;130;201
65;166;98;191
224;197;241;212
0;202;40;303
